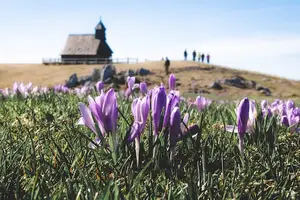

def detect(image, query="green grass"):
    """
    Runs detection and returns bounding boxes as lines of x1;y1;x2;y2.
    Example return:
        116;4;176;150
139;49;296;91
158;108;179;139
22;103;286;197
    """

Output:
0;92;299;199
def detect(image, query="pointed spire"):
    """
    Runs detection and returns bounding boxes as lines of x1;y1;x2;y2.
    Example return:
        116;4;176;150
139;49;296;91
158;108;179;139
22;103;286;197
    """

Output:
95;16;106;30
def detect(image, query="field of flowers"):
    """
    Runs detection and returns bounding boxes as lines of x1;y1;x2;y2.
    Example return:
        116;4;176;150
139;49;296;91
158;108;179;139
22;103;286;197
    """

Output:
0;74;299;199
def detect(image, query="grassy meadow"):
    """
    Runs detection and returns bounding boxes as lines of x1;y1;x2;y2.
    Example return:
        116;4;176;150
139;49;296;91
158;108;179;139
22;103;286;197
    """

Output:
0;79;299;199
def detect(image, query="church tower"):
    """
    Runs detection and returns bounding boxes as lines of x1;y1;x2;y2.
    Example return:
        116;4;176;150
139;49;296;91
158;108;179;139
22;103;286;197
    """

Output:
95;19;106;41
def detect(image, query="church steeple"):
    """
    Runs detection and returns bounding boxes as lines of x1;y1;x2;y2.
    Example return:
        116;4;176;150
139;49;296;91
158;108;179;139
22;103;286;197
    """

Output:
95;17;106;41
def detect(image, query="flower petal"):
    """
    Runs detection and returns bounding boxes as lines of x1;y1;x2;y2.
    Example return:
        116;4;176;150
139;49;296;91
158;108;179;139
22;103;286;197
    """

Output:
79;102;97;134
127;122;141;143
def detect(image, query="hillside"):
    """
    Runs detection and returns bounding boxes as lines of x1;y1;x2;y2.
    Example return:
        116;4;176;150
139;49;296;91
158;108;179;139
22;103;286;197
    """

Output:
1;61;300;101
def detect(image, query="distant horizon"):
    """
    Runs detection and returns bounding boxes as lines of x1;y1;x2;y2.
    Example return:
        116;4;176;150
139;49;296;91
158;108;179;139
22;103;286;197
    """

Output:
1;59;298;82
0;0;300;80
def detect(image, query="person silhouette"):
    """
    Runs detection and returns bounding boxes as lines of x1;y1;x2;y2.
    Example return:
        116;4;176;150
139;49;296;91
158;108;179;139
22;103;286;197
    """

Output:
198;52;201;62
164;57;170;75
192;50;196;61
184;49;188;60
201;53;205;62
206;54;210;64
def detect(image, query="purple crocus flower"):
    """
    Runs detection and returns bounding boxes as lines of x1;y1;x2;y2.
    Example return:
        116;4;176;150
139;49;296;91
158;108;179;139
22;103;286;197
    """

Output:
40;87;49;94
286;100;295;111
262;107;272;118
96;81;104;94
288;113;300;133
53;85;60;93
75;86;91;98
87;88;118;135
125;76;136;98
260;100;273;118
13;82;18;94
281;108;300;133
292;107;300;116
281;115;289;127
1;88;10;98
151;85;167;136
128;95;150;166
128;95;150;143
170;107;182;146
54;84;69;94
139;82;148;95
225;98;251;157
271;99;281;107
236;98;250;157
26;82;33;91
169;106;182;161
61;85;69;93
31;86;39;95
261;100;268;109
12;82;28;98
277;102;287;116
169;74;176;91
237;98;250;135
163;93;179;129
12;82;31;97
194;96;211;111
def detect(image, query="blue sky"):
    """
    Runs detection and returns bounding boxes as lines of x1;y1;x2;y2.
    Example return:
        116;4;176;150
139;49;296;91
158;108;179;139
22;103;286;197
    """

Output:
0;0;300;80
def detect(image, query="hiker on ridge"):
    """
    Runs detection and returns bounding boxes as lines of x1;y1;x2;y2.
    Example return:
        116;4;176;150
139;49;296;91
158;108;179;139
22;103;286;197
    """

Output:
192;50;196;61
164;57;170;75
198;52;201;62
206;54;210;64
201;53;205;62
184;49;188;60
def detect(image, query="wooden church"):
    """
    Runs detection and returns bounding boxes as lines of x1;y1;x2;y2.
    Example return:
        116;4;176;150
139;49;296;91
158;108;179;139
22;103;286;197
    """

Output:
61;19;113;64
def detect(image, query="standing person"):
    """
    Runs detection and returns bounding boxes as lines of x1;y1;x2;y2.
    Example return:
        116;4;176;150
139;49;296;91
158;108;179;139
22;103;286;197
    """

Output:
184;49;188;60
164;57;170;75
206;53;210;64
201;53;205;62
198;52;201;62
192;50;196;61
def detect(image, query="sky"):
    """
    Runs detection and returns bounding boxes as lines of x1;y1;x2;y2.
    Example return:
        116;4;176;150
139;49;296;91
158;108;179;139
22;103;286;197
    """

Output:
0;0;300;80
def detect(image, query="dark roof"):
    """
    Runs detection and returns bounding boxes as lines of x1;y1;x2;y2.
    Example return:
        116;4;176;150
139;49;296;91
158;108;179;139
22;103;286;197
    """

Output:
95;21;106;30
61;34;101;55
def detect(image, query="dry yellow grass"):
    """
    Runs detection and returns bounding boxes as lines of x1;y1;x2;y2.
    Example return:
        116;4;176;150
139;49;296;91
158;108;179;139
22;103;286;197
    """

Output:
0;61;299;101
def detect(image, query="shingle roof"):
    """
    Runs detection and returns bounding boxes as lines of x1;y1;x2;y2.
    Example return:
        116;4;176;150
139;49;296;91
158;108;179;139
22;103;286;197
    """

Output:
61;34;100;55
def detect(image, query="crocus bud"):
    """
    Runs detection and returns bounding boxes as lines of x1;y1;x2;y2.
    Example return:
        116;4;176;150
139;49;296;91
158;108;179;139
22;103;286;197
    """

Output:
194;96;211;111
151;86;166;135
163;93;179;129
125;77;136;98
127;76;135;89
286;100;295;111
237;97;250;157
169;74;176;91
262;108;272;118
96;81;104;94
261;100;268;109
139;82;148;95
237;98;250;135
169;107;182;147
